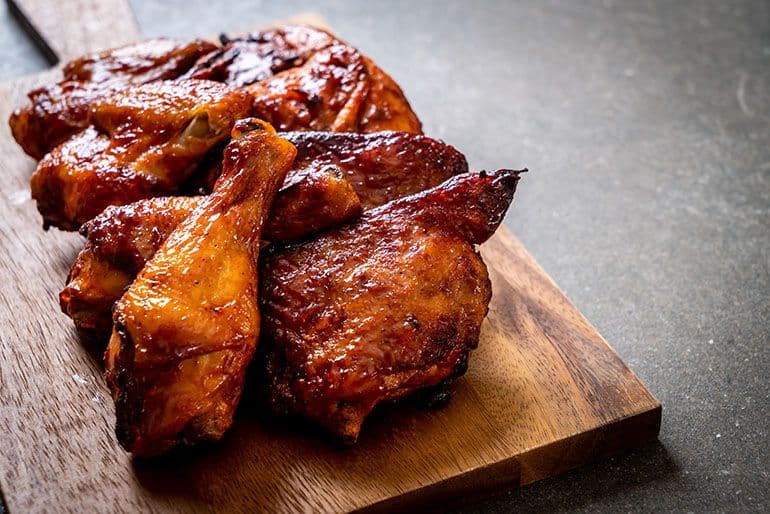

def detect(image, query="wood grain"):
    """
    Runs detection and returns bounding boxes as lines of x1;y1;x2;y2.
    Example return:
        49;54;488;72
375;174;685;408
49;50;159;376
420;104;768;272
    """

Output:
0;1;661;512
6;0;140;63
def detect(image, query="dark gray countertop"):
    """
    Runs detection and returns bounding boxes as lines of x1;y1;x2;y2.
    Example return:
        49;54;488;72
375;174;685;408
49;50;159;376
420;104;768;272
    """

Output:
1;0;767;511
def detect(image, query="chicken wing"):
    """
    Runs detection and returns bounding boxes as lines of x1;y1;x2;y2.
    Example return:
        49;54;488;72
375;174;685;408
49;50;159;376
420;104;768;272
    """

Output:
258;169;523;443
30;79;252;230
9;38;216;159
104;119;295;456
61;131;465;341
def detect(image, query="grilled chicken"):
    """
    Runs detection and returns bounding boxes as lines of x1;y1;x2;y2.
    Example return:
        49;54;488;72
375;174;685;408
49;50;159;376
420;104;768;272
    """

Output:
61;131;466;342
258;169;523;443
30;80;251;230
183;25;335;87
9;25;519;453
284;131;467;209
249;43;422;133
10;25;421;159
9;38;216;159
62;169;359;342
186;24;422;134
104;119;295;456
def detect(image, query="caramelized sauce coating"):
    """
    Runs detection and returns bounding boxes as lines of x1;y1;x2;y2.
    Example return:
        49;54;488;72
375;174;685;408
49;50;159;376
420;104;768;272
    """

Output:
105;120;295;456
10;25;421;161
30;80;251;231
61;131;464;342
259;169;523;443
62;169;360;342
187;24;422;133
184;25;335;87
284;131;468;209
9;38;216;159
248;42;421;134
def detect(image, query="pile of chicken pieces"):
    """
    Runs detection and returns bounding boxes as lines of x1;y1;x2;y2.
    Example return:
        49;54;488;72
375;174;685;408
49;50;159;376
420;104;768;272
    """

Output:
10;24;524;456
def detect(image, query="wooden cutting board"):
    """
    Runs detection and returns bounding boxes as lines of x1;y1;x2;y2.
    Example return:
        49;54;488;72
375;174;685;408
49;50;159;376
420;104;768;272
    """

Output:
0;1;661;512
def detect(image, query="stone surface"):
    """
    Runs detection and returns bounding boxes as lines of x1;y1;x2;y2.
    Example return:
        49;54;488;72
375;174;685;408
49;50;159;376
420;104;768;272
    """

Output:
1;0;767;511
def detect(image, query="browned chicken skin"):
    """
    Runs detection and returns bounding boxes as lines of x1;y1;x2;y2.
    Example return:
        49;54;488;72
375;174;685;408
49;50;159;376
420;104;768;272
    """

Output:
18;26;422;233
10;25;420;162
105;119;296;456
259;169;523;443
30;79;252;230
248;43;421;133
61;131;465;342
9;38;216;159
186;24;422;134
183;25;335;87
9;27;520;454
284;131;468;209
192;130;467;199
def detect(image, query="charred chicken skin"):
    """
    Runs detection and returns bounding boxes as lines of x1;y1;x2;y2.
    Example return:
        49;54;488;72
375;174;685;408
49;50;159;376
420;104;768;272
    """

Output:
183;25;335;87
258;169;522;443
9;38;216;159
30;79;252;231
105;119;295;456
186;24;422;134
61;131;466;342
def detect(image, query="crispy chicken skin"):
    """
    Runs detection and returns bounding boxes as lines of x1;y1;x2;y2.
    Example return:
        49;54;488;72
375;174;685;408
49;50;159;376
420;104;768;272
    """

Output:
30;79;251;231
258;169;523;443
61;131;465;341
104;119;295;456
9;38;216;159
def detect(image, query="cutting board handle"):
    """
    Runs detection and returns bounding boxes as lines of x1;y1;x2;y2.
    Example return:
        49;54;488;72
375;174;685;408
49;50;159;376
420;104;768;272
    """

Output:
7;0;141;64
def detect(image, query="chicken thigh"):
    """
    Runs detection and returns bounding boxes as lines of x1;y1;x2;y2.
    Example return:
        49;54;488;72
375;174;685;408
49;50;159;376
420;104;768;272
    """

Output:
258;169;523;443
